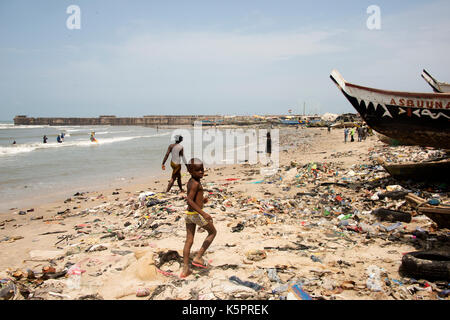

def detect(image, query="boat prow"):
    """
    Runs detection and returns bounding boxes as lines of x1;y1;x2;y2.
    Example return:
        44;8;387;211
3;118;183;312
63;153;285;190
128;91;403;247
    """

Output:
421;69;450;93
330;70;450;149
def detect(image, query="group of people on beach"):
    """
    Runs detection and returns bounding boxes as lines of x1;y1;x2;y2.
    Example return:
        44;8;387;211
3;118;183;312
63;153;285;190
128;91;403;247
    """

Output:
56;132;65;143
12;132;99;145
161;131;272;278
344;125;370;143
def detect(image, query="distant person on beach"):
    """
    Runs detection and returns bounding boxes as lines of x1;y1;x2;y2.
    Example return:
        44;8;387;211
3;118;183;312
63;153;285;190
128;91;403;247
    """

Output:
266;131;272;165
43;135;48;143
350;127;355;142
357;126;362;142
61;132;65;141
327;125;331;133
344;127;349;143
57;135;62;143
180;158;217;278
162;135;187;193
12;140;16;145
90;132;97;142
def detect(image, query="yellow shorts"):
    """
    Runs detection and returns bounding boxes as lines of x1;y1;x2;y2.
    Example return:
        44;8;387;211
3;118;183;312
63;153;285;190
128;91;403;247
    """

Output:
185;211;208;227
171;161;181;176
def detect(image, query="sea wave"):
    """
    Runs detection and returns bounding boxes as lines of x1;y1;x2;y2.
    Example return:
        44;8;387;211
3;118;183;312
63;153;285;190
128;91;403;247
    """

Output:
0;125;50;130
0;132;170;156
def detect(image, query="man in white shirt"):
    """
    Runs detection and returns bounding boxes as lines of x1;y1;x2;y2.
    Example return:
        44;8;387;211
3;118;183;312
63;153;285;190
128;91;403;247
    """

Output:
162;135;188;193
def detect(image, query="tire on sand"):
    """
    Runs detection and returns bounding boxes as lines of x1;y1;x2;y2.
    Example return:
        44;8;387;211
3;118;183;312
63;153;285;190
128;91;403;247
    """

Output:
400;251;450;281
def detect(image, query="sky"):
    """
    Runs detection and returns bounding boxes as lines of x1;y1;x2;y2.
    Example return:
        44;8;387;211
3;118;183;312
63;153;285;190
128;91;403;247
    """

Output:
1;0;449;120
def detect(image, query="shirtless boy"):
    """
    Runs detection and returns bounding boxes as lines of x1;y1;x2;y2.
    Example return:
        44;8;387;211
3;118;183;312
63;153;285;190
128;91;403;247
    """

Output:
180;158;217;278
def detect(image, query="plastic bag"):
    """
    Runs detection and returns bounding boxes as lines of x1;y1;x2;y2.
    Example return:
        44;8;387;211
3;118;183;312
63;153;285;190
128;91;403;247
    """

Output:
366;265;383;292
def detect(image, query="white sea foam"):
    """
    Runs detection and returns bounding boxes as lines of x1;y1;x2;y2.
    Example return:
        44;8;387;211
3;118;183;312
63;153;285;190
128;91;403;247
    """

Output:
0;132;170;156
0;125;50;130
0;145;38;155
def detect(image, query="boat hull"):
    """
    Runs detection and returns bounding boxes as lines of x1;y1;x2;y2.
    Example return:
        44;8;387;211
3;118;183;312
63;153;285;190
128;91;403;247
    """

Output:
331;70;450;149
382;159;450;181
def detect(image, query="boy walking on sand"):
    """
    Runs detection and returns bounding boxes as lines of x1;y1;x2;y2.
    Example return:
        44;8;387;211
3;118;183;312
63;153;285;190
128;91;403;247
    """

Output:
180;158;217;278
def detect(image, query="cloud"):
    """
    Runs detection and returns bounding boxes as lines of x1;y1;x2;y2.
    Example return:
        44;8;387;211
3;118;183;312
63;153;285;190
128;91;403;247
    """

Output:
113;30;346;63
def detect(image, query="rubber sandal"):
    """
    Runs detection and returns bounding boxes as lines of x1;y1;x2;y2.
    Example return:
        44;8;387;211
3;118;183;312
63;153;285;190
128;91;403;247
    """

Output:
192;259;212;269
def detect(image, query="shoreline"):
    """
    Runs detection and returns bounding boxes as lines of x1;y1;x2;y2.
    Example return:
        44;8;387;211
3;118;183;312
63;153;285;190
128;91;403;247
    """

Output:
1;127;448;300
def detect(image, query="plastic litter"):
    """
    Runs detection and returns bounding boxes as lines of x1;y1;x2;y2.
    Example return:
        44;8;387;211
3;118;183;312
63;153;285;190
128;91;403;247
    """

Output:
385;222;403;232
267;268;282;283
66;265;83;290
366;265;384;292
138;191;155;202
287;284;312;300
229;276;264;291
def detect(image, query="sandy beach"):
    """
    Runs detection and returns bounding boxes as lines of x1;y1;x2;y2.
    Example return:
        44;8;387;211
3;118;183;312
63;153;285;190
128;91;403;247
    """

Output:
0;127;448;301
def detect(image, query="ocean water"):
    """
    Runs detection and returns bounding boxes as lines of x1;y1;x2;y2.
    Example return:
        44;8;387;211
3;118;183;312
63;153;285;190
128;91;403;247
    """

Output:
0;123;180;212
0;122;270;213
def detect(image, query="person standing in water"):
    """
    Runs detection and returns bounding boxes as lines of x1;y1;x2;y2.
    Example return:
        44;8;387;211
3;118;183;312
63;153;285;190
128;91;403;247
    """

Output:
43;135;48;143
162;135;187;193
57;135;62;143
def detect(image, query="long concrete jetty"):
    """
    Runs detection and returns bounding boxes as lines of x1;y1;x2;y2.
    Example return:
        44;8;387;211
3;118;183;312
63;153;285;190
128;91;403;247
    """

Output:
14;115;229;126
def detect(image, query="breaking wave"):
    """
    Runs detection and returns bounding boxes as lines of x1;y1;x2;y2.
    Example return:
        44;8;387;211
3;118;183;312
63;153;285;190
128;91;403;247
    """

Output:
0;132;170;157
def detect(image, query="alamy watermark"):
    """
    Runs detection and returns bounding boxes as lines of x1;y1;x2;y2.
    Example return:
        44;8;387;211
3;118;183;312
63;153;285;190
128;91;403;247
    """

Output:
66;5;81;30
169;121;279;169
366;5;381;30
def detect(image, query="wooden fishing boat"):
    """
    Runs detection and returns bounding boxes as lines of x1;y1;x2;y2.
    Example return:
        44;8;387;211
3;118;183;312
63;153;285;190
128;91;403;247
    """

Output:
418;206;450;229
381;158;450;181
330;70;450;149
376;133;413;146
421;69;450;93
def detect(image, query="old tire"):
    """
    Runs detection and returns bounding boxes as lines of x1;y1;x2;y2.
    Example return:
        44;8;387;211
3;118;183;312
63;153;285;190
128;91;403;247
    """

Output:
372;208;412;223
400;251;450;281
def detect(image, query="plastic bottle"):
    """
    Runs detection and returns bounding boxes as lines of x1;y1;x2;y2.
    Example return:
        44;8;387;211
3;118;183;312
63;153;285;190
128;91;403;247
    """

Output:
386;222;402;232
338;214;352;220
66;265;82;290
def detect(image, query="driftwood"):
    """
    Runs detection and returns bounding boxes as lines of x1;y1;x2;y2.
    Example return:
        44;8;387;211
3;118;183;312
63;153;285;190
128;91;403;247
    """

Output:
372;208;412;223
405;193;429;209
405;193;450;228
39;231;67;236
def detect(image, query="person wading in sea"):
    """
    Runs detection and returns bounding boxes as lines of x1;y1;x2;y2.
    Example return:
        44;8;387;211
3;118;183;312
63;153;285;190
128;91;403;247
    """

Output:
162;135;188;193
